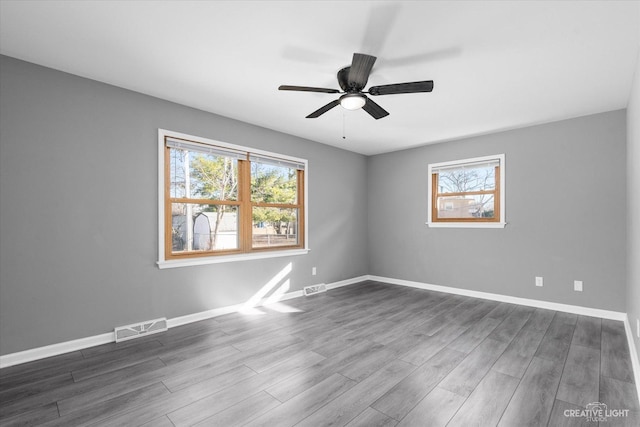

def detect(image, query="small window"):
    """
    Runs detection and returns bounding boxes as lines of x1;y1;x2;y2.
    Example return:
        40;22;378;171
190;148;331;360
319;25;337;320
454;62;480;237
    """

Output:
427;154;505;228
159;130;307;267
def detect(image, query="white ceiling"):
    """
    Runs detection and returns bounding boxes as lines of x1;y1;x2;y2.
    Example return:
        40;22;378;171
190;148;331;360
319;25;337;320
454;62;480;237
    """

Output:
1;1;639;155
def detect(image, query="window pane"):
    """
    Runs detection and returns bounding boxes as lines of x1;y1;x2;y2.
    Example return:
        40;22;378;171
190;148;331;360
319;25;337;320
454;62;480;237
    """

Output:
437;166;495;194
436;195;495;219
169;148;187;198
169;148;238;200
251;162;297;204
171;203;239;252
252;207;298;248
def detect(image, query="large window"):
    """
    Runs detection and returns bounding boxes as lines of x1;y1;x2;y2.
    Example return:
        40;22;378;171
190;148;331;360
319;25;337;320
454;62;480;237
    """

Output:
427;154;505;228
158;130;307;267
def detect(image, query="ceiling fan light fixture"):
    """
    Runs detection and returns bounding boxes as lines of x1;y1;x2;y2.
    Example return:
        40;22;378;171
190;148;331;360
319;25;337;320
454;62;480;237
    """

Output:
339;93;366;110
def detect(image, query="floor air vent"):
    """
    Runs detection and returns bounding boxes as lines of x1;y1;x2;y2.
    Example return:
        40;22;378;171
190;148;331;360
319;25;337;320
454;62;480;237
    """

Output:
304;284;327;296
115;317;167;342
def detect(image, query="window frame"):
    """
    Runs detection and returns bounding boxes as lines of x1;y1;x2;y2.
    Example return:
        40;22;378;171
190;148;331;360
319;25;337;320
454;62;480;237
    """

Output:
157;129;308;268
427;154;506;228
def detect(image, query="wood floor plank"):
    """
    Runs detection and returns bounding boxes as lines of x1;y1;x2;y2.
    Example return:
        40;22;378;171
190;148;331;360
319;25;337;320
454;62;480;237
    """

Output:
370;319;428;345
339;347;400;382
0;372;73;406
344;407;398;427
229;329;300;353
438;338;509;397
344;319;399;342
547;400;593;427
498;356;564;427
601;319;635;383
534;312;577;363
571;315;601;349
599;375;640;411
192;390;281;427
310;335;374;358
599;376;640;426
139;415;175;427
487;305;534;343
295;359;415;427
398;335;449;366
454;300;500;328
340;332;429;383
56;358;173;416
0;351;84;385
42;382;170;427
0;357;166;419
522;307;555;332
80;336;165;359
487;302;516;320
447;315;503;352
294;323;353;350
371;348;465;421
492;327;546;379
247;373;356;426
396;386;466;427
447;369;520;427
70;341;166;382
165;352;319;427
556;344;600;407
0;402;60;427
265;338;382;402
429;323;469;344
153;346;239;392
243;341;309;373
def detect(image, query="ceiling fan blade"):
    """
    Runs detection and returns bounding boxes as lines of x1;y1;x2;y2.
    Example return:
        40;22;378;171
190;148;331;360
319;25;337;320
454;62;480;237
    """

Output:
368;80;434;96
348;53;377;90
362;97;389;120
279;85;340;94
306;99;341;118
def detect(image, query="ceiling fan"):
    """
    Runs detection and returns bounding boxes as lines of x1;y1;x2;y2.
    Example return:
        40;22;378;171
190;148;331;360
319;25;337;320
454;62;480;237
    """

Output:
279;53;434;119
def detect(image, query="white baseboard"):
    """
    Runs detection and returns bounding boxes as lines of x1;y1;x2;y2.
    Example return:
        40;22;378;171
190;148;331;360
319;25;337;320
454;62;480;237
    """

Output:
0;275;368;369
367;275;627;321
0;332;114;369
623;316;640;406
326;275;369;290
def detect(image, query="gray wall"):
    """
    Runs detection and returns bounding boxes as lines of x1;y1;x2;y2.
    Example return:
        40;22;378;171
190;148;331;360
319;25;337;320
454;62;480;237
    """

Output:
627;47;640;371
367;110;627;312
0;53;632;358
0;55;369;355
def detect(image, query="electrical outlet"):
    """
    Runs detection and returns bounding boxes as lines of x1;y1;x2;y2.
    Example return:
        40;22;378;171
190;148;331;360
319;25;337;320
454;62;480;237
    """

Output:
312;267;317;276
636;319;639;338
574;280;583;292
535;277;543;287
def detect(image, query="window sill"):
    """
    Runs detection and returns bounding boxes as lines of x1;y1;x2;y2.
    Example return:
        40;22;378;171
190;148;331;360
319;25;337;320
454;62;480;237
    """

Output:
157;248;309;269
426;222;507;229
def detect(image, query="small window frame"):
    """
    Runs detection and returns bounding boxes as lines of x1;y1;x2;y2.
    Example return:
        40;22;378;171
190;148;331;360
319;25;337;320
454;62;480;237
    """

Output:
427;154;506;229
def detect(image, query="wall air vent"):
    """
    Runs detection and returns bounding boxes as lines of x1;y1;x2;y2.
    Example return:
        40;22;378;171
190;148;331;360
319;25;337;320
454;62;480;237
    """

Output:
114;317;167;343
304;284;327;296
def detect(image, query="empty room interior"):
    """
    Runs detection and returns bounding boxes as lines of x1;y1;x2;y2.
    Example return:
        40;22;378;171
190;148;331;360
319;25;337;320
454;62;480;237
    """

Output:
1;1;640;426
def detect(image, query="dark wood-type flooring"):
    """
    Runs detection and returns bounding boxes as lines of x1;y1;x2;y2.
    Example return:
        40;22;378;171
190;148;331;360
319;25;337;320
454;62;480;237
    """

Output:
1;281;638;426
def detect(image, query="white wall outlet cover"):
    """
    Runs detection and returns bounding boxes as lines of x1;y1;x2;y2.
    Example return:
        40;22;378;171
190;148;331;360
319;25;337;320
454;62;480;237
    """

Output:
535;277;543;287
574;280;583;292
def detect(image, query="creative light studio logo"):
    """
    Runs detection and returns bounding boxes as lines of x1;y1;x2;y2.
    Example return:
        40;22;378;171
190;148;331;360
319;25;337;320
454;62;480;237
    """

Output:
564;402;630;422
